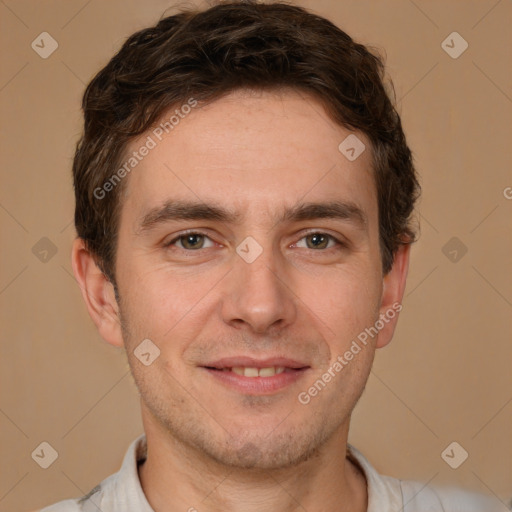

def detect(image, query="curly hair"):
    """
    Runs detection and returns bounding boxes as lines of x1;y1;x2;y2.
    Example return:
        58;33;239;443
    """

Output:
73;0;420;282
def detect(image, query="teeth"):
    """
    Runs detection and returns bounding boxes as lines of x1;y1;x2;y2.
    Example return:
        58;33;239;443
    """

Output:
231;366;286;377
258;367;275;377
244;367;259;377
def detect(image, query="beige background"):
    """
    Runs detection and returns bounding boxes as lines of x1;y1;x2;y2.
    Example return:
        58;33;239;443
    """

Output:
1;1;511;510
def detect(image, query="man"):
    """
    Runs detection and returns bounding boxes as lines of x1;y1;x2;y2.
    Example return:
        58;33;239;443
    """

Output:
36;1;501;511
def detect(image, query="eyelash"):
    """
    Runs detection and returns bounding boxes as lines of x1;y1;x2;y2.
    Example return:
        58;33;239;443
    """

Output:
165;230;345;252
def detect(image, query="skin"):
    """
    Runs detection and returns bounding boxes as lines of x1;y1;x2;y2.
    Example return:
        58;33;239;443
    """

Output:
71;89;410;512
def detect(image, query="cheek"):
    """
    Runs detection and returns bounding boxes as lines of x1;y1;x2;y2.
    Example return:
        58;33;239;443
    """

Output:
118;263;217;348
298;264;381;343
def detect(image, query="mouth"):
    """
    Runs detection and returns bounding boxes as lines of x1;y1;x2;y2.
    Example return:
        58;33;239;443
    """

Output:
200;357;310;394
207;366;293;377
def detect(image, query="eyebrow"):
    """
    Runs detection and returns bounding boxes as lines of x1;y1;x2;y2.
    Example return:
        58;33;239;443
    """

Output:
136;199;367;234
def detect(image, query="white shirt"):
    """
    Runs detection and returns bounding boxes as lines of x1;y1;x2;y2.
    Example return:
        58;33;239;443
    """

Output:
40;434;502;511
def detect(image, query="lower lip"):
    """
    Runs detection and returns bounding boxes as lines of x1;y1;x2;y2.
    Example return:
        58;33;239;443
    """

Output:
202;368;309;394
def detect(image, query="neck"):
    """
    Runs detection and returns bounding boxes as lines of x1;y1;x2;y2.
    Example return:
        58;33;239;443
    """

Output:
138;416;367;512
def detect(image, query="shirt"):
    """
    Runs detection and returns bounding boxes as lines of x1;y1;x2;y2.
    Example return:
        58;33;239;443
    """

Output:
40;434;502;512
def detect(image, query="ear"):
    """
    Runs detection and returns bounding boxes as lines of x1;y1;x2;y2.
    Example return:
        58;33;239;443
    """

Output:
71;238;124;348
375;243;411;349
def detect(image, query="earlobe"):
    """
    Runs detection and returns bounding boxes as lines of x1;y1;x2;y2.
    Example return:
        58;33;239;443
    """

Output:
375;243;411;349
71;238;124;348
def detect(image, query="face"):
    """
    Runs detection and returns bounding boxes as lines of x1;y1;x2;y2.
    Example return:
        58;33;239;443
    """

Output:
88;89;406;470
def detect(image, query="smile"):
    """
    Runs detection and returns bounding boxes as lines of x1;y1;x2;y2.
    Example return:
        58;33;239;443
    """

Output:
201;359;310;394
215;366;286;377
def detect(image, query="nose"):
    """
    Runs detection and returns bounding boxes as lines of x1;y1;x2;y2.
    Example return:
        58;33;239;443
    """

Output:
220;243;297;335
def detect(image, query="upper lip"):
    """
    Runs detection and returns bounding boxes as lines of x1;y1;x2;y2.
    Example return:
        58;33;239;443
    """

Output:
202;356;310;369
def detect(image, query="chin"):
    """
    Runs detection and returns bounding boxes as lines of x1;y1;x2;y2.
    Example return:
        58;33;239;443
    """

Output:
197;427;330;471
141;384;347;471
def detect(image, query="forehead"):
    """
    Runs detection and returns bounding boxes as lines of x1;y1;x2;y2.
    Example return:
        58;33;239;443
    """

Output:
119;89;377;228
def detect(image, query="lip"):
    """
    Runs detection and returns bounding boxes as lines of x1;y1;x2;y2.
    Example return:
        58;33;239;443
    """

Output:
202;356;309;369
200;356;310;395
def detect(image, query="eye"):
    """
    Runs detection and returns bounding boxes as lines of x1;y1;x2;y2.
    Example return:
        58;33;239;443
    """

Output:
295;232;343;250
166;232;215;250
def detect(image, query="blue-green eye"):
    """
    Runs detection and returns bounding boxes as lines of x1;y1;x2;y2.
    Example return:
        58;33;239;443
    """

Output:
296;232;342;250
168;232;214;250
165;231;343;252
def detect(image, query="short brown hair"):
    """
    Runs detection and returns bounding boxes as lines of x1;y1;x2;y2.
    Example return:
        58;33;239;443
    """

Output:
73;0;420;282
